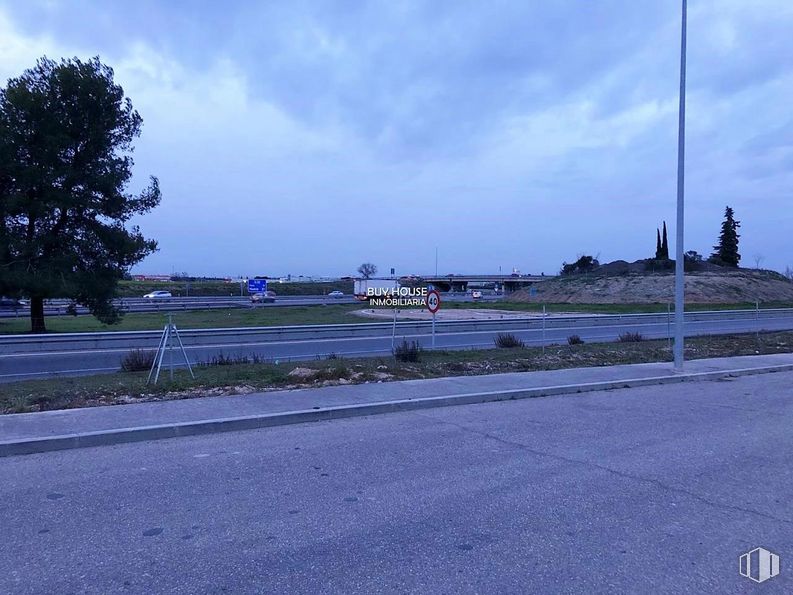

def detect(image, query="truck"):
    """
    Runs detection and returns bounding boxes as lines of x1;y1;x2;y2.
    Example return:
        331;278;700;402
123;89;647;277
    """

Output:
353;278;400;301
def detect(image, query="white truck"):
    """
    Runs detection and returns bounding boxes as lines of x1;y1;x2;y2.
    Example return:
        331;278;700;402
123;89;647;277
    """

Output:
354;278;399;301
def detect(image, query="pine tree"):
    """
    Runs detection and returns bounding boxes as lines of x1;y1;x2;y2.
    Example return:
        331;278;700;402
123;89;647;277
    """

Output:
710;206;741;267
0;57;160;332
661;222;669;260
655;229;662;260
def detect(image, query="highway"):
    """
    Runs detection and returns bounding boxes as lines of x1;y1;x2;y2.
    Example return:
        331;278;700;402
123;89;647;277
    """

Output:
2;308;792;381
0;292;497;318
0;295;358;318
2;372;792;592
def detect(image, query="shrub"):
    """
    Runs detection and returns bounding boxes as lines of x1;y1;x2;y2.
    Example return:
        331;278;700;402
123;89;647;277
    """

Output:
203;352;264;366
394;339;422;362
120;349;156;372
494;333;525;348
618;332;644;343
643;258;674;272
567;334;584;345
560;255;600;276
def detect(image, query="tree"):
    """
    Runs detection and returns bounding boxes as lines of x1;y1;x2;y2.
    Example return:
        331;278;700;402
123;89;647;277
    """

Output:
560;255;599;275
655;229;662;260
661;221;669;260
710;206;741;267
0;57;160;332
357;262;377;279
684;250;703;272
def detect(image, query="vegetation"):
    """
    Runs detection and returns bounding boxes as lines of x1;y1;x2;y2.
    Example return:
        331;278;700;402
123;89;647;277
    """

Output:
560;255;599;276
567;334;584;345
0;303;372;334
115;279;353;298
120;349;156;372
3;300;793;335
710;206;741;267
494;333;525;348
4;330;793;414
618;332;644;342
0;57;160;333
357;263;377;279
654;222;670;260
393;339;422;362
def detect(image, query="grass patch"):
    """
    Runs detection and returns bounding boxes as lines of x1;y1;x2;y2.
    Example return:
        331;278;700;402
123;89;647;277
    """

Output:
0;304;371;335
4;331;792;415
5;300;792;335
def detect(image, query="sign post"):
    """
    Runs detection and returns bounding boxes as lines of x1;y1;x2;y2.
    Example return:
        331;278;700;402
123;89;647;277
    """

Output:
247;278;267;294
426;289;441;349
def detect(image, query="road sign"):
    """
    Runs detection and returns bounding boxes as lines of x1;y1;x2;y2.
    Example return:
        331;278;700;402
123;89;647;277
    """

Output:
426;289;441;314
248;279;267;293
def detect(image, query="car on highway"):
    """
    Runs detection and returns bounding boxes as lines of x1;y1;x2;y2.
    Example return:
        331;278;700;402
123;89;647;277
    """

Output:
328;290;344;298
250;291;276;304
142;290;172;300
471;290;482;300
0;297;24;309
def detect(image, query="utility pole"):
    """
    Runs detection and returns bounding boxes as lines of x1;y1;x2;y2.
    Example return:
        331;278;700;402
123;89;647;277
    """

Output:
674;0;687;371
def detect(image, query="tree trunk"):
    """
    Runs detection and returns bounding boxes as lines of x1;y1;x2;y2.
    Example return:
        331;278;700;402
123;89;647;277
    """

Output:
30;296;46;333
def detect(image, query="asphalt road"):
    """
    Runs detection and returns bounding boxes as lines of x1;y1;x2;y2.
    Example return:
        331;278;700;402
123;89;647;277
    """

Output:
2;372;791;593
0;293;494;318
3;311;793;380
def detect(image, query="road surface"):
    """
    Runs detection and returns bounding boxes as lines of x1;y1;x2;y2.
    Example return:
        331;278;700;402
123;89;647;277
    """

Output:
1;371;791;593
0;292;495;318
2;309;793;380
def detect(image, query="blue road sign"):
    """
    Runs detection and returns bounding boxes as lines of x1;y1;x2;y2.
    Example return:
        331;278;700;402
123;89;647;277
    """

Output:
248;279;267;293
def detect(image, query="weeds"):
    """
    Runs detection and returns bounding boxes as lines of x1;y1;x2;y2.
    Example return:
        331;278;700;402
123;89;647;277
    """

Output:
120;349;156;372
394;339;422;362
618;332;644;343
494;333;525;348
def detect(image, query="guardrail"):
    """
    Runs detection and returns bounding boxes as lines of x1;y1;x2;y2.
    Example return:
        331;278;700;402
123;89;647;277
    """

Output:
2;308;793;355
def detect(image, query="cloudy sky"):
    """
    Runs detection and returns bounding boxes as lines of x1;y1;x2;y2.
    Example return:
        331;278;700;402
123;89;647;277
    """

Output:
1;0;791;277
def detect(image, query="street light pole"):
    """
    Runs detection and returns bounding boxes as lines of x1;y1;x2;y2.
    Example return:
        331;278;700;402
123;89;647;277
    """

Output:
673;0;687;371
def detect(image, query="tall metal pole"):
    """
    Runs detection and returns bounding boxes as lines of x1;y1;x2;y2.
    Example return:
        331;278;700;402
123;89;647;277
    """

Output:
673;0;687;371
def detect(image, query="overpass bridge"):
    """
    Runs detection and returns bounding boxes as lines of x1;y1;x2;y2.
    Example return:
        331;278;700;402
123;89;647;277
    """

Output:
402;274;552;294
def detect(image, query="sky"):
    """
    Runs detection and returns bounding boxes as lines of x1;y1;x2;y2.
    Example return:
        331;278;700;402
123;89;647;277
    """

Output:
1;0;792;278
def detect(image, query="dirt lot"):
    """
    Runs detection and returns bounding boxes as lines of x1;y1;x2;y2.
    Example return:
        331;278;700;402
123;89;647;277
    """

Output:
510;269;793;304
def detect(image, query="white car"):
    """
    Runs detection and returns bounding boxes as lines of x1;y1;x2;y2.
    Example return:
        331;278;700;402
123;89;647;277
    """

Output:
471;290;482;300
328;290;344;298
143;290;172;300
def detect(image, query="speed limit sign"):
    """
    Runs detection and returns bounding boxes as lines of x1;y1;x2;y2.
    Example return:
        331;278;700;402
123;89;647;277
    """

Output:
426;289;441;314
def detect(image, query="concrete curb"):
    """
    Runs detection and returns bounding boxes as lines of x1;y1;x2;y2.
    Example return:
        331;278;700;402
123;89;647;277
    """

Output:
2;362;792;457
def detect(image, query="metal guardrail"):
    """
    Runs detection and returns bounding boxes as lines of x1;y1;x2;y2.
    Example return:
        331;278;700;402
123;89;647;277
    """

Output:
2;308;793;355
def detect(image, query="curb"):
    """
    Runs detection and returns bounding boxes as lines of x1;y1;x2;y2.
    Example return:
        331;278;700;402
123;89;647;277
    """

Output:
2;362;792;457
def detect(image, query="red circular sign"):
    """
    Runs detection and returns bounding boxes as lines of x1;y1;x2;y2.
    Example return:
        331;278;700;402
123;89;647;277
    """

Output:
426;289;441;314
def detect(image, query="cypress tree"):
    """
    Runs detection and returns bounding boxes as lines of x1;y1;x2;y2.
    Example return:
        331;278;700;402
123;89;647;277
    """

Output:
661;222;669;260
655;229;662;260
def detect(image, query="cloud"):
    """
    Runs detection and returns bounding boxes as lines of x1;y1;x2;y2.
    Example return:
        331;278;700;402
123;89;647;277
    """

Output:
1;0;792;276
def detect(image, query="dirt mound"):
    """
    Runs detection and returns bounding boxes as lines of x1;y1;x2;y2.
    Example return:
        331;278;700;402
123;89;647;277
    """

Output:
509;269;793;304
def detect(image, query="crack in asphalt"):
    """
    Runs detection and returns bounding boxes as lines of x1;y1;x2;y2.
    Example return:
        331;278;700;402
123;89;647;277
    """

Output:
411;411;793;526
